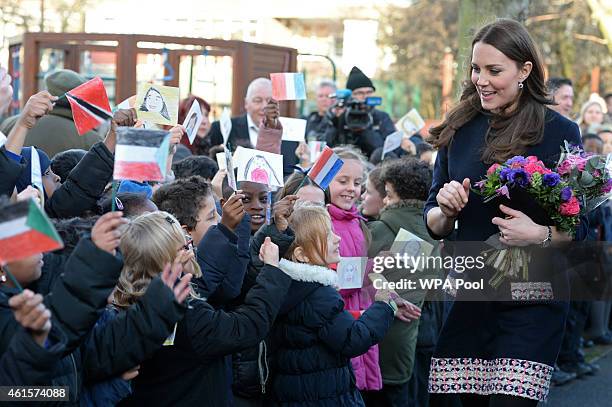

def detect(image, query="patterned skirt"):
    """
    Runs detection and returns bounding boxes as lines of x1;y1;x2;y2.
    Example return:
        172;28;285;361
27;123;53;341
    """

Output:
428;300;569;401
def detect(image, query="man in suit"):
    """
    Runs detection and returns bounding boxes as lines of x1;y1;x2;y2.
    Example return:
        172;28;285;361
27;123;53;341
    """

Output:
209;77;298;176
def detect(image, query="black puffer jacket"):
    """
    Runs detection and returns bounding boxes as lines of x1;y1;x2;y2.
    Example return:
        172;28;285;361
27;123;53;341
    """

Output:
0;146;26;197
196;215;251;305
270;259;395;407
121;264;292;407
45;141;114;219
0;325;66;386
0;238;122;406
231;223;295;398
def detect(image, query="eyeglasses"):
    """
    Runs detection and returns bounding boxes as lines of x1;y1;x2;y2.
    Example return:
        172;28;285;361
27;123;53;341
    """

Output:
181;235;197;255
352;89;374;98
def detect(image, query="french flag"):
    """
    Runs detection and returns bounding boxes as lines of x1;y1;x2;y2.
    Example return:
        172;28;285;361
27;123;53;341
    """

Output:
270;73;306;100
114;127;170;182
308;146;344;190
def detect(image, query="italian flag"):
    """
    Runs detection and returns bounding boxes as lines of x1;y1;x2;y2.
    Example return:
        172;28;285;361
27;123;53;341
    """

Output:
0;199;63;264
114;127;170;182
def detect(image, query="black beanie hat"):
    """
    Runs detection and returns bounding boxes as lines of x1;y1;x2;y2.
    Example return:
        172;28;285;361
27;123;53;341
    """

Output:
345;66;375;91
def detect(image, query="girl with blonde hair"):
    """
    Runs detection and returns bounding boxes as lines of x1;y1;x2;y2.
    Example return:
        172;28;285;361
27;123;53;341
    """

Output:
115;211;293;407
577;94;606;135
270;202;399;406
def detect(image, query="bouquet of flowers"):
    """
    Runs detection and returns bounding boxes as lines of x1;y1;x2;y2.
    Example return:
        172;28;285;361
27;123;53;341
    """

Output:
474;147;611;288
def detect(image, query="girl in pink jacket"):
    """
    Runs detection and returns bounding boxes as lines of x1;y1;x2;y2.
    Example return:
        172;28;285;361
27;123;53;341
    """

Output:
327;146;382;393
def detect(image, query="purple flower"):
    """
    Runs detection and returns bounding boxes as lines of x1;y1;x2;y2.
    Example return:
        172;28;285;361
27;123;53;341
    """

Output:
508;169;530;187
603;179;612;194
499;167;512;182
560;186;573;202
506;156;527;167
475;180;486;189
496;185;510;199
542;173;560;187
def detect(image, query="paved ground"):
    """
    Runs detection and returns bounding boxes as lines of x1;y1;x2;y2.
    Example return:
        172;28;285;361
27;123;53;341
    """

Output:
542;346;612;406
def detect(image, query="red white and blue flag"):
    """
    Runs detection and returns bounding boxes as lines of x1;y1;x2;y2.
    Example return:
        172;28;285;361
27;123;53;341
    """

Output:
270;73;306;100
113;127;170;182
307;146;344;190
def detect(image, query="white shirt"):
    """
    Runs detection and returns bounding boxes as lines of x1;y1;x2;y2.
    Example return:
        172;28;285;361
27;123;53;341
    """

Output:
246;114;259;147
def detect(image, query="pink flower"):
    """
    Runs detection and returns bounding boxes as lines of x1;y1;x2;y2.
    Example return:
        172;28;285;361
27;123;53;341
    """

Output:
557;160;572;175
526;156;538;163
559;196;580;216
496;185;510;199
524;162;550;175
487;163;500;175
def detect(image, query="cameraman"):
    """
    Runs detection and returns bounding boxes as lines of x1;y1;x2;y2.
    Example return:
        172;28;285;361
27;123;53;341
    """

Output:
318;66;396;158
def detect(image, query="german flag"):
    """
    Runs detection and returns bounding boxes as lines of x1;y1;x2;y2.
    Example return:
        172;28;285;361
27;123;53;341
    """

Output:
0;199;63;264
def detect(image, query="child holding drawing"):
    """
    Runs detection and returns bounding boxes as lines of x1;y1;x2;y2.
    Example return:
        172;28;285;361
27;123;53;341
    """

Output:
271;202;396;406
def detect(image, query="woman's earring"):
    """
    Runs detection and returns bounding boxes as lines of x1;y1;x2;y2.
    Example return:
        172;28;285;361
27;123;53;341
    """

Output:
0;274;6;283
518;82;524;89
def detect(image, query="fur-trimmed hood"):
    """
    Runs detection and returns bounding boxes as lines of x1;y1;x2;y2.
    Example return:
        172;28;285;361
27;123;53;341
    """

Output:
277;259;340;314
278;259;338;287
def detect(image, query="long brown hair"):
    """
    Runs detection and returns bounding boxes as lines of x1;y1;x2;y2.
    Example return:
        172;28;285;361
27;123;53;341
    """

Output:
428;19;552;164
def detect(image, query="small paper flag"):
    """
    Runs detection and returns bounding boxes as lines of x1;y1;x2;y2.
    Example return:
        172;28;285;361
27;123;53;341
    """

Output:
220;108;232;146
66;77;112;135
30;146;45;208
0;199;64;264
307;146;344;190
114;127;170;182
270;73;306;100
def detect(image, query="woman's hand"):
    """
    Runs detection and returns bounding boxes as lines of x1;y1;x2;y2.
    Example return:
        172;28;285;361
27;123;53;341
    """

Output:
273;195;298;232
91;212;129;255
259;237;279;267
395;299;422;322
492;205;548;247
9;289;52;347
436;178;470;219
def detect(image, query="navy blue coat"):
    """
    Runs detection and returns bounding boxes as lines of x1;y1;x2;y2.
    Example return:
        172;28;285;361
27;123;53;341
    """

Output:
0;146;26;197
195;214;251;305
271;259;394;406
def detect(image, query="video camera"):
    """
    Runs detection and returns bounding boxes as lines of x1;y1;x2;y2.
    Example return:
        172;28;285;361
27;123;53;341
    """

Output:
329;89;382;132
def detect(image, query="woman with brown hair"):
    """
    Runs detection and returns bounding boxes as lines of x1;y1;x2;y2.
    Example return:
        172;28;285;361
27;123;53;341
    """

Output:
178;95;212;155
425;19;582;406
